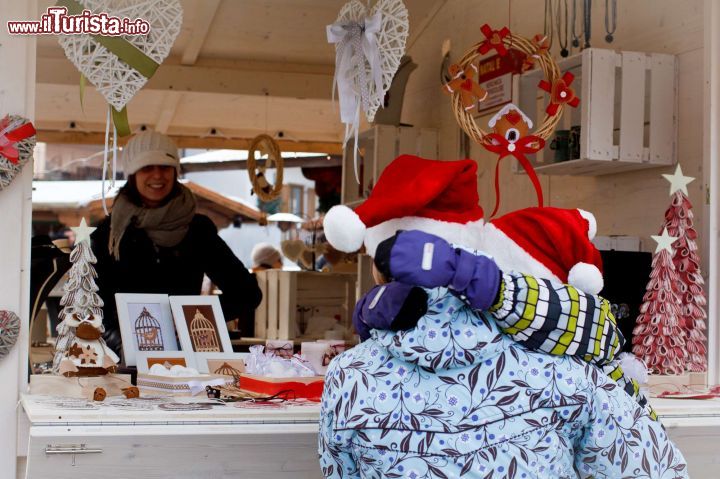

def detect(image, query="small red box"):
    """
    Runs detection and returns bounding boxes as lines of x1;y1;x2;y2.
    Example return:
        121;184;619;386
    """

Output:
237;373;325;401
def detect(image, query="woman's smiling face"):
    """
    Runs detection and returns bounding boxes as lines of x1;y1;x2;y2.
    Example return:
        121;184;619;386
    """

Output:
134;164;176;207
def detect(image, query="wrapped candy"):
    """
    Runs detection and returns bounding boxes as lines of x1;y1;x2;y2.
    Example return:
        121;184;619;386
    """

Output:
245;345;316;377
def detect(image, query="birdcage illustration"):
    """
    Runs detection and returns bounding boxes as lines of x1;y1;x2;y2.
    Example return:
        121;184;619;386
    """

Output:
213;362;243;379
190;308;221;352
134;307;164;351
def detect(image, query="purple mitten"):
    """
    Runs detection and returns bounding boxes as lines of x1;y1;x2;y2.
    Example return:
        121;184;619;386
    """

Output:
352;282;428;341
374;230;502;310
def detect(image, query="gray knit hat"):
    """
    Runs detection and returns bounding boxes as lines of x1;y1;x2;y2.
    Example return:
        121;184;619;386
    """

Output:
251;243;282;268
123;130;180;176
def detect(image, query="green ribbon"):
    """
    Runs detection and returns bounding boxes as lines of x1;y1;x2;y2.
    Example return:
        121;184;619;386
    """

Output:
57;0;159;135
111;107;130;137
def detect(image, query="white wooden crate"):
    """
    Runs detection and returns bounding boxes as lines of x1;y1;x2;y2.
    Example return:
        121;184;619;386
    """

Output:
258;271;357;341
341;125;438;205
515;48;677;176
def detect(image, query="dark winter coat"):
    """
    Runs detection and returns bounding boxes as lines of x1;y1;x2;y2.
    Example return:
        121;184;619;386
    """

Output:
91;213;262;348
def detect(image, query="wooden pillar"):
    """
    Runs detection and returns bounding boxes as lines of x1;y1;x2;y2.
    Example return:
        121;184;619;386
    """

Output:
0;1;36;477
704;0;720;385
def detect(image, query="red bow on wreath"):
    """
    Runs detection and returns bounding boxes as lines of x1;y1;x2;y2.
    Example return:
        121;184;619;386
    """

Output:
478;24;510;56
0;117;36;165
538;72;580;116
484;133;546;217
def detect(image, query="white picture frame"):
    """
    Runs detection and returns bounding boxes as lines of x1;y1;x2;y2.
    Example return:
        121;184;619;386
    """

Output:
196;352;248;374
115;293;179;366
135;350;197;374
169;295;233;356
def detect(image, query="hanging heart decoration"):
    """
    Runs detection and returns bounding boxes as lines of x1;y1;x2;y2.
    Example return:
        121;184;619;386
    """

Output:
0;310;20;360
327;0;409;181
0;115;37;191
56;0;183;135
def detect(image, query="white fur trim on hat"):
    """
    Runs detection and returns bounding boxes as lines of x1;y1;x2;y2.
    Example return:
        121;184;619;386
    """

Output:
567;262;604;295
577;209;597;240
323;205;366;252
477;224;561;282
363;216;485;257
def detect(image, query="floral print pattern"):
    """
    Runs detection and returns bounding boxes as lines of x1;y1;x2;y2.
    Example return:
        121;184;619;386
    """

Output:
319;288;687;478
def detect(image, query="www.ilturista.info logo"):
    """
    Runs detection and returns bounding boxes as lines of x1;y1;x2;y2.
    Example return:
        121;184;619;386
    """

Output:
7;7;150;36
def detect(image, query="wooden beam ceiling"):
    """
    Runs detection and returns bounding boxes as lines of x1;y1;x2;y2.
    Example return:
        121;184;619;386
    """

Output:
36;129;343;155
181;156;342;173
36;57;334;99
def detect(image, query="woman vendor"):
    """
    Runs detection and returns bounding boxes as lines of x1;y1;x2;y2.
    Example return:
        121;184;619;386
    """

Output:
91;131;262;353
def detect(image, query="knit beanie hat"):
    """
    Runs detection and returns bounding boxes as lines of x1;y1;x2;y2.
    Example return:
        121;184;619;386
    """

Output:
251;243;282;268
123;131;180;176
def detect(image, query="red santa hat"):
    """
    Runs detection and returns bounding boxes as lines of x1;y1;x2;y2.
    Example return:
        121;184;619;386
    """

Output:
484;207;604;294
323;155;485;256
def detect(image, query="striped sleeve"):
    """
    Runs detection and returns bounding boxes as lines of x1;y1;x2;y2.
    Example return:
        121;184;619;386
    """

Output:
488;272;624;366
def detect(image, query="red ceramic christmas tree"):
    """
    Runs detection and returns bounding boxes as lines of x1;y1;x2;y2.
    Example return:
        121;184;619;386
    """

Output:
660;165;708;372
632;228;689;375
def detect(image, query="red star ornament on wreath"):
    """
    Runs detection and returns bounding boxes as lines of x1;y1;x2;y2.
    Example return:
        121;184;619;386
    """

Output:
442;63;488;111
478;24;510;56
539;71;580;116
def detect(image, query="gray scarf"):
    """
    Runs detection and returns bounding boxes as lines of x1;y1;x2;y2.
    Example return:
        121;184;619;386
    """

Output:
109;184;197;260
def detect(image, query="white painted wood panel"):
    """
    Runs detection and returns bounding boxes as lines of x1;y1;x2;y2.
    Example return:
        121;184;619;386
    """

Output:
649;54;678;165
26;425;321;479
586;49;617;161
619;52;647;162
0;2;36;479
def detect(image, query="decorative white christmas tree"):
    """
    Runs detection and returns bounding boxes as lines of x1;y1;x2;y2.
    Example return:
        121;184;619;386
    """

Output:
53;218;119;376
632;228;689;375
661;165;708;372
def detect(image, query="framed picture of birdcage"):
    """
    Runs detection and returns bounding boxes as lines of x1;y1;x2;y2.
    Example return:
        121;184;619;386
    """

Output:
115;293;179;366
169;295;233;355
197;352;247;375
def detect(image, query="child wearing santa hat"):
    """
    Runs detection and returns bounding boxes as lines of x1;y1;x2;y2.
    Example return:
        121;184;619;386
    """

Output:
326;155;647;412
319;155;685;478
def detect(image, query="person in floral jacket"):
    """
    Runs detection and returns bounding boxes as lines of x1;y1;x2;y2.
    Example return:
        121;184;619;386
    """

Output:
319;282;687;478
319;156;687;478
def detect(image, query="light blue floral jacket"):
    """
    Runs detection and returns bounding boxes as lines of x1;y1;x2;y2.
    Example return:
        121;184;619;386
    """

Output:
319;287;688;478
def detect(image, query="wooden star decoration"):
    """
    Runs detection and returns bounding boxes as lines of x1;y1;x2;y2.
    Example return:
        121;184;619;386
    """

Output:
67;343;84;358
71;217;96;245
662;164;695;196
651;227;679;254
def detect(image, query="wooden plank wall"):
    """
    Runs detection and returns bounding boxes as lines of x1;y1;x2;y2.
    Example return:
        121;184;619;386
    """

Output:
401;0;704;261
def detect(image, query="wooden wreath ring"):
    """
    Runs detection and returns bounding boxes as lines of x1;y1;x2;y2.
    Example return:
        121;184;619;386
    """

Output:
452;33;563;146
247;134;284;202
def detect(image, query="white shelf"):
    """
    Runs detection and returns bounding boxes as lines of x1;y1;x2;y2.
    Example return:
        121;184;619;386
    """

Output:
530;158;669;176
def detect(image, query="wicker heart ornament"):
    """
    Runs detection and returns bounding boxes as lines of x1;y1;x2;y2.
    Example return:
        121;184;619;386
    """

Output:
328;0;408;180
329;0;409;123
0;115;37;191
57;0;183;112
0;311;20;360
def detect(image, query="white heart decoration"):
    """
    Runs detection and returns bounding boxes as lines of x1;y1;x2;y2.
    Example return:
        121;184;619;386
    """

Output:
57;0;183;111
0;116;36;191
331;0;409;122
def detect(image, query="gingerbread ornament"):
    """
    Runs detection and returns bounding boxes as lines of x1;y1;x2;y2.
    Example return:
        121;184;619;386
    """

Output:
522;34;550;72
486;104;545;217
442;63;488;112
